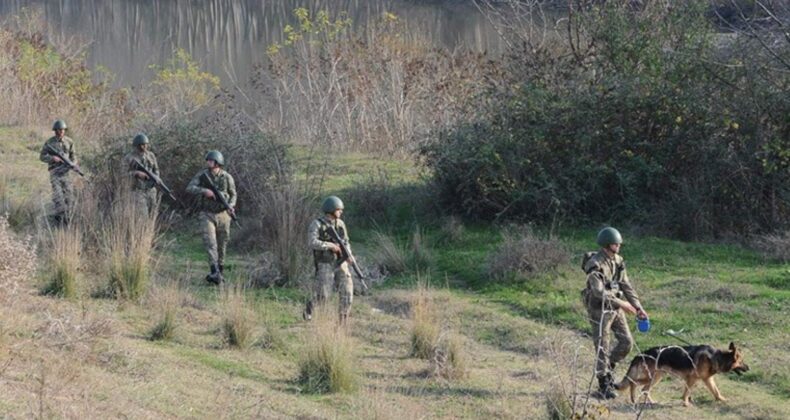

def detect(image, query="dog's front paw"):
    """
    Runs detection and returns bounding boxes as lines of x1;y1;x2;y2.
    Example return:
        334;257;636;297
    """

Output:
717;396;728;402
683;400;693;407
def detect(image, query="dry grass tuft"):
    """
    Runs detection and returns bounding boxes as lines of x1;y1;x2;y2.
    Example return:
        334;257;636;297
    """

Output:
372;230;409;275
148;281;185;341
297;306;358;394
247;168;318;287
409;277;440;359
42;223;81;299
487;225;569;281
544;384;574;420
410;226;434;272
429;333;468;380
104;189;158;300
255;303;285;350
753;230;790;262
219;284;258;349
0;176;38;230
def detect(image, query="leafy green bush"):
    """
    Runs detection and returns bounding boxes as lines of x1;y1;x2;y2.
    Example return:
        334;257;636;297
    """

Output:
422;1;789;238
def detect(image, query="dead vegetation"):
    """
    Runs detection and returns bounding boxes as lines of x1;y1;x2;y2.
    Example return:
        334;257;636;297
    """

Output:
487;225;569;281
753;230;790;262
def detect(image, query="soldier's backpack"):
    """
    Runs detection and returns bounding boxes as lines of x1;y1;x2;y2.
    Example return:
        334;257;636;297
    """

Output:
581;251;597;273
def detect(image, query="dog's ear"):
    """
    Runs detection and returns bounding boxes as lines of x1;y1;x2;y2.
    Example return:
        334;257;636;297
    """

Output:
729;342;736;352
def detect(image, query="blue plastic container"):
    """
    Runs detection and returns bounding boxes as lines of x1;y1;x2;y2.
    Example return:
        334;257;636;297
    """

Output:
637;317;650;333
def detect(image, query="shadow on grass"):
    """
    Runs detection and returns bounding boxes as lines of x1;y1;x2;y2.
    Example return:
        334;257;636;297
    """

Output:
388;384;497;399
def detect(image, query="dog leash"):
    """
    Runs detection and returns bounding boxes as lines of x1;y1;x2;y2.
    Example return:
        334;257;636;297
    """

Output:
664;329;694;346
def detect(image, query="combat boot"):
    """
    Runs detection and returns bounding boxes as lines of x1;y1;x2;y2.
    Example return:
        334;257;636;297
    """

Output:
302;301;313;321
597;374;618;400
206;264;221;285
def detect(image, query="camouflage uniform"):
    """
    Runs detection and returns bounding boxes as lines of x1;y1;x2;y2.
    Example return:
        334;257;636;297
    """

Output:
186;168;237;269
307;216;353;318
123;149;160;214
39;135;75;220
582;250;642;380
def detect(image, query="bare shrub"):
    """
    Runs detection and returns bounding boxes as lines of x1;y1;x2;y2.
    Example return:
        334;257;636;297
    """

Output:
371;231;408;275
0;9;130;146
753;230;790;262
256;8;498;154
409;277;439;359
103;186;158;300
219;284;258;349
487;225;569;281
136;48;220;125
41;223;81;299
429;333;468;380
541;335;614;420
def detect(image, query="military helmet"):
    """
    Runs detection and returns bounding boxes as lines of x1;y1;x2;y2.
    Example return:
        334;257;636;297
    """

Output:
52;120;67;131
597;227;623;247
321;196;344;213
205;150;225;166
132;133;150;146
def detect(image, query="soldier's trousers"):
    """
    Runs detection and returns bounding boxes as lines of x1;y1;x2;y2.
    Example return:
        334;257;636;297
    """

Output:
200;211;231;266
587;306;634;378
314;261;353;317
132;188;158;216
49;172;73;217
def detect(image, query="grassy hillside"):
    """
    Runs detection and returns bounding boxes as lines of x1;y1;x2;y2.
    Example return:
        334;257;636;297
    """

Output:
0;126;788;418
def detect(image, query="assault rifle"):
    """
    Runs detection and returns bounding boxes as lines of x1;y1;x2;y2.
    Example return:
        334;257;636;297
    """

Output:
323;221;369;293
200;172;238;223
45;143;84;177
130;158;178;203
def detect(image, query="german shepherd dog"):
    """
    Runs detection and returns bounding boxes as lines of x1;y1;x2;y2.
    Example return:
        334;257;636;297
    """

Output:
615;342;749;406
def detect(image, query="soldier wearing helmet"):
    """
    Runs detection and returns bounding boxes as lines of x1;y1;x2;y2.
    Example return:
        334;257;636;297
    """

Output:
186;150;237;284
303;195;355;324
582;227;649;399
39;120;78;225
122;133;160;214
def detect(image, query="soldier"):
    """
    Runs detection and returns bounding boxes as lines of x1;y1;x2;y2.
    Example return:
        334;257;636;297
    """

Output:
123;133;159;214
303;196;354;325
186;150;237;284
582;227;649;399
39;120;79;225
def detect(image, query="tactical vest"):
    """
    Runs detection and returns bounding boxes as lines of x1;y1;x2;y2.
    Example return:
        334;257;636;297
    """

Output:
313;218;345;264
197;170;231;213
126;151;157;190
45;137;74;175
581;251;624;308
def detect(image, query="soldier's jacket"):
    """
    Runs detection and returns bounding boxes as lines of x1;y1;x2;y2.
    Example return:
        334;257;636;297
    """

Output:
308;216;350;264
583;250;642;311
123;150;159;191
40;136;75;176
186;168;237;213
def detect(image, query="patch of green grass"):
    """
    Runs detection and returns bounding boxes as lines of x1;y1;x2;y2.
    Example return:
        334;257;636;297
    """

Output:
172;346;268;383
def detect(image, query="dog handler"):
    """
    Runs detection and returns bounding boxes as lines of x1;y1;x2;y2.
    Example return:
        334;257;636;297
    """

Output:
582;227;649;399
